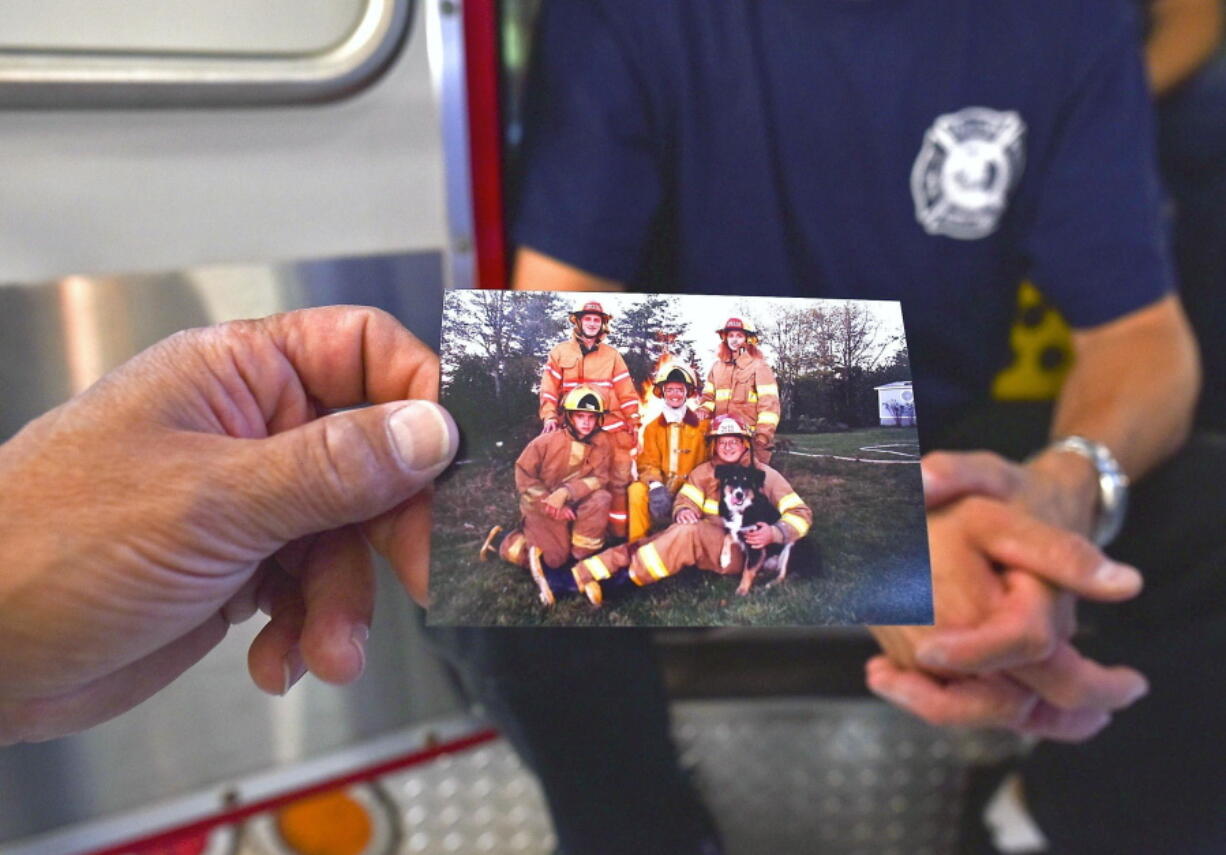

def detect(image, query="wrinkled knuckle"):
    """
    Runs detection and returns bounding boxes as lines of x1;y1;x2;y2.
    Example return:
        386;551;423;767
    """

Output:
303;418;381;520
355;306;396;327
1019;626;1058;664
208;317;268;351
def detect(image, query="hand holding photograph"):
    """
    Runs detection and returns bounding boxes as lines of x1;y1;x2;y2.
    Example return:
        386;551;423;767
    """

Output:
429;290;932;627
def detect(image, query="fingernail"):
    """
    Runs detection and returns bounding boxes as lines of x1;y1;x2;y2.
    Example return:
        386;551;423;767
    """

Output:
868;678;909;707
1125;678;1150;705
916;642;949;670
281;646;307;695
387;401;458;473
1093;560;1142;592
350;625;370;678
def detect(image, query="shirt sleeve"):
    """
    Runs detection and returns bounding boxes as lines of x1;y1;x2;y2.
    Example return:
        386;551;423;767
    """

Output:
1018;7;1174;327
699;366;717;414
539;348;563;422
516;439;551;514
637;422;665;485
753;361;781;439
765;470;812;543
512;0;665;282
673;471;708;520
611;352;641;425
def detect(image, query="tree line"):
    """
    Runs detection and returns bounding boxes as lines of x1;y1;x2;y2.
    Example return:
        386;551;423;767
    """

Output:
441;292;911;454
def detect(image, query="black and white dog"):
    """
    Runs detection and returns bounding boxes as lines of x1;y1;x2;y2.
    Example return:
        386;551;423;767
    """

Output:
714;464;793;595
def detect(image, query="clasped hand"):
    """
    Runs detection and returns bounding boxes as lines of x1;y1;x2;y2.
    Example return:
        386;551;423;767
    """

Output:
868;451;1147;741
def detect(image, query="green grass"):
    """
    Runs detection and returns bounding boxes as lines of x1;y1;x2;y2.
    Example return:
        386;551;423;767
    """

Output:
429;428;931;627
782;426;920;459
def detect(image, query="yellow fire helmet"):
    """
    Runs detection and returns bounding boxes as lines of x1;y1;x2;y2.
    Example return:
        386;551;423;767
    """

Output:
561;385;607;415
651;362;698;398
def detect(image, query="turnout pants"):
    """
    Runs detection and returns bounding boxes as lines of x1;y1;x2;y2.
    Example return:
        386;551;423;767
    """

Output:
626;481;653;543
608;432;634;539
627;481;678;542
752;433;772;465
500;489;611;569
574;519;742;589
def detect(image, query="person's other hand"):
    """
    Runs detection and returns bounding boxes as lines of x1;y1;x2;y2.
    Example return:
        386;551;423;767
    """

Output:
868;450;1147;740
675;508;701;525
542;418;560;434
647;485;673;521
543;488;571;518
0;306;458;744
741;522;778;549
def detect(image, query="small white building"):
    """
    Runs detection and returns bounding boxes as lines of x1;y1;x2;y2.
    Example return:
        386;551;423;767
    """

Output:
875;381;917;426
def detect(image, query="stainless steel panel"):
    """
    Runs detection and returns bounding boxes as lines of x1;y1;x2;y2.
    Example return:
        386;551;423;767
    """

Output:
0;253;466;844
0;1;370;54
0;0;445;284
425;0;476;291
0;0;412;108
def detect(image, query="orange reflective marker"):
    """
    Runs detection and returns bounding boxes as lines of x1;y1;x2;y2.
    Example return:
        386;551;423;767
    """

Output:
275;789;373;855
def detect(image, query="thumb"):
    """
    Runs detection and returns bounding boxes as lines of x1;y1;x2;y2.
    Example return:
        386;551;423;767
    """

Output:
235;400;458;544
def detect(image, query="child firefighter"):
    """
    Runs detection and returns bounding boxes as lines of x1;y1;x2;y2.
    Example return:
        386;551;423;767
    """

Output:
479;385;613;606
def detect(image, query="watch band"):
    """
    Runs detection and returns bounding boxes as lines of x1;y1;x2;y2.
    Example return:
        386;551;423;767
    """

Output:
1048;435;1130;546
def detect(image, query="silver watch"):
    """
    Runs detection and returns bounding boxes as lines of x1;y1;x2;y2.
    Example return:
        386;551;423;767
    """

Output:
1048;435;1129;546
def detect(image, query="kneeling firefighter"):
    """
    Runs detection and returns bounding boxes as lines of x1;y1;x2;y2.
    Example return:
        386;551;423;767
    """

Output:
480;385;614;606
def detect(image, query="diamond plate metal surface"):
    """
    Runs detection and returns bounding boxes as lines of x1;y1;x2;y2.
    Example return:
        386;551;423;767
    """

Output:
674;699;1017;855
334;698;1019;855
381;741;558;855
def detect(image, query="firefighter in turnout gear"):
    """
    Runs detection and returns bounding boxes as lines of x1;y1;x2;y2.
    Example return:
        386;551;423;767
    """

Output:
480;385;613;606
572;414;811;604
698;317;781;463
628;361;708;542
539;301;641;538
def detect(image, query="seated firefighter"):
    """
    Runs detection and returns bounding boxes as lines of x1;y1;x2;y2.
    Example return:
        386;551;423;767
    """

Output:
573;414;812;600
480;385;612;606
627;361;709;542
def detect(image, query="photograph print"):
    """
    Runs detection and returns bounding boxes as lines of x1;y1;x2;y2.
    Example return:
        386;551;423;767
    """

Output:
429;290;932;627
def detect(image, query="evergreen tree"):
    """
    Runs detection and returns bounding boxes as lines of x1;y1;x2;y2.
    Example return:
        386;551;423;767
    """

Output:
609;295;700;388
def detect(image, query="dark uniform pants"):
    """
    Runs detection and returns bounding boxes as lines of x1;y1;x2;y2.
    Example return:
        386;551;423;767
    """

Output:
438;401;1226;855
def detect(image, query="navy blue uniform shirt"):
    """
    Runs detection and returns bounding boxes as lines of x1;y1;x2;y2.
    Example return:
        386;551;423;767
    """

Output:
513;0;1174;434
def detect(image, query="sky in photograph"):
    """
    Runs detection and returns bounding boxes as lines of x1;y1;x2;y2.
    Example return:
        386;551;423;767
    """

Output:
551;290;907;372
444;290;910;423
444;290;907;369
